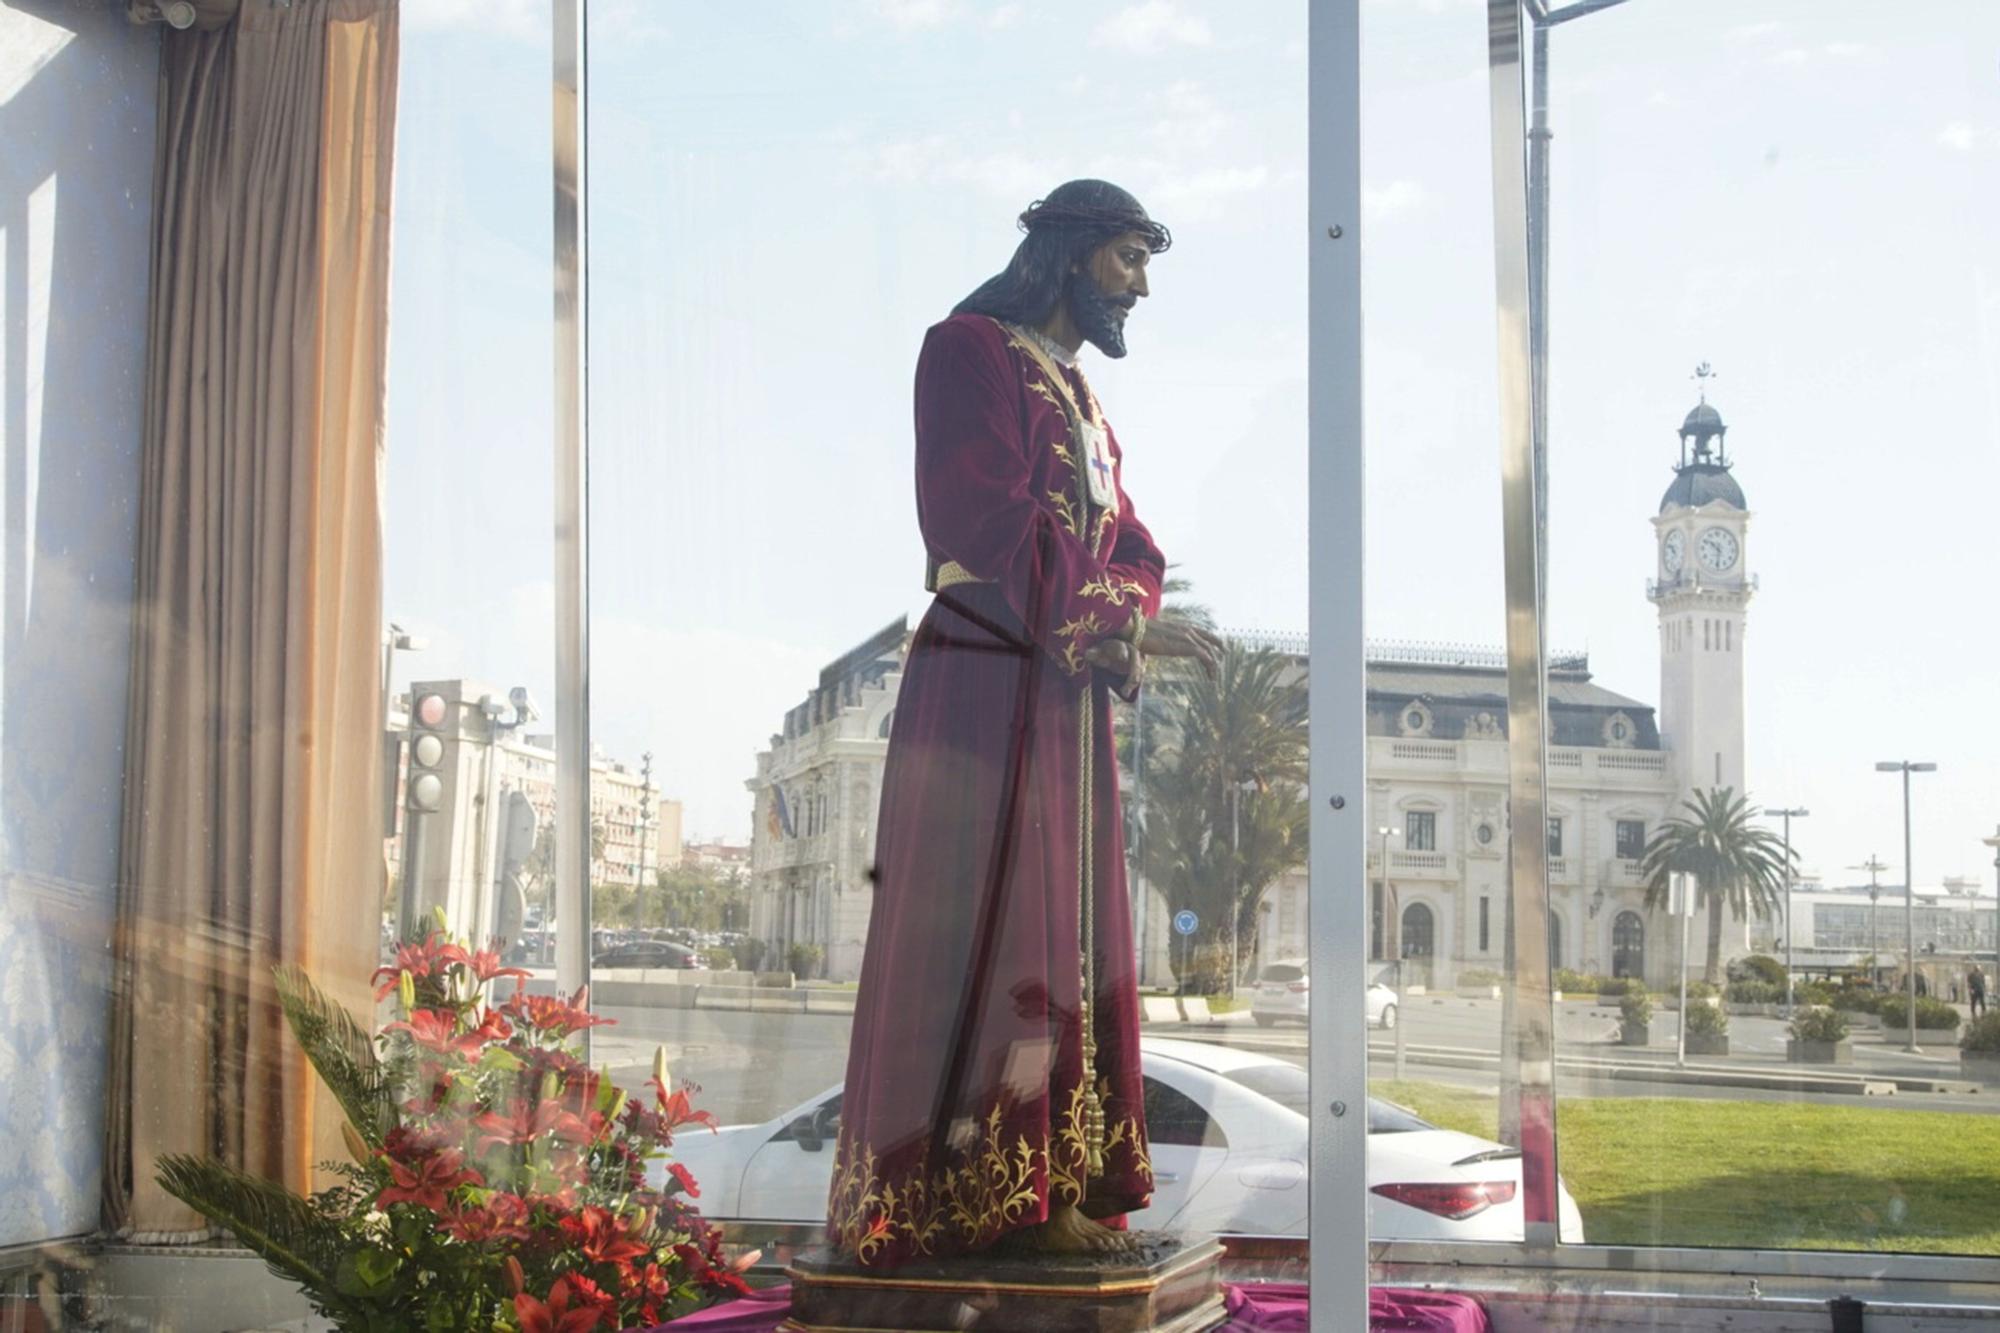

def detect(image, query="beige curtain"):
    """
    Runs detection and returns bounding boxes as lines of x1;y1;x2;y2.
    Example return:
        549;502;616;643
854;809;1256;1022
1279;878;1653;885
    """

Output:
102;0;399;1239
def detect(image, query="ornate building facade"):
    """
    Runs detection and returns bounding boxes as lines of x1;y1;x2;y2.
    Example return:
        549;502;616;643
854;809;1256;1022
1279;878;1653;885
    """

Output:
750;394;1757;989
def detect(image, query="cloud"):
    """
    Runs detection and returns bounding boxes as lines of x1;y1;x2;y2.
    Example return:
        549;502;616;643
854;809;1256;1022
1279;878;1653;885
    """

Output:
1092;1;1213;54
1938;122;1998;153
1363;179;1427;223
988;3;1024;28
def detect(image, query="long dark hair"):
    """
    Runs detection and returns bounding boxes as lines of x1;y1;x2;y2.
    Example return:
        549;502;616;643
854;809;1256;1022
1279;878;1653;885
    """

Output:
952;180;1171;325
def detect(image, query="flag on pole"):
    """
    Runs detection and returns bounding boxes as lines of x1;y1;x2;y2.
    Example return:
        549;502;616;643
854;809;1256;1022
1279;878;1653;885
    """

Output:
768;786;796;840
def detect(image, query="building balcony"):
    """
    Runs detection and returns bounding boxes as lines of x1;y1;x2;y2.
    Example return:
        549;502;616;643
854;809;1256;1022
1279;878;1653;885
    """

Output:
1605;857;1649;888
1370;848;1458;880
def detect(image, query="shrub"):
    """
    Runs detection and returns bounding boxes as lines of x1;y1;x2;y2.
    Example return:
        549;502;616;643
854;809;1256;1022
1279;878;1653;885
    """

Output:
732;936;768;972
786;942;824;980
1685;995;1729;1036
1620;989;1654;1028
1686;980;1720;1003
1875;995;1962;1032
1729;954;1788;988
1795;980;1836;1007
1788;1005;1849;1044
1830;987;1878;1012
1961;1012;2000;1055
1458;967;1504;987
702;946;735;971
1725;979;1781;1005
1554;968;1601;995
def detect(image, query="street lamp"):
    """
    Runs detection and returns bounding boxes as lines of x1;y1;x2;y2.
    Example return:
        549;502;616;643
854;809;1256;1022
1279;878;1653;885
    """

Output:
1981;825;2000;990
1876;761;1938;1053
1376;823;1402;973
1769;807;1809;1013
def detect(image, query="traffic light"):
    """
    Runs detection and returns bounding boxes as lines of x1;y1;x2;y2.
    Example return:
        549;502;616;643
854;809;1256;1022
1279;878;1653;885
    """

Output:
396;687;453;938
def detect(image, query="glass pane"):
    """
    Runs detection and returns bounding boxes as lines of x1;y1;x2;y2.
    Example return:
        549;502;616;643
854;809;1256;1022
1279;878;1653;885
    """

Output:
1536;0;2000;1258
586;0;1311;1299
1361;0;1531;1248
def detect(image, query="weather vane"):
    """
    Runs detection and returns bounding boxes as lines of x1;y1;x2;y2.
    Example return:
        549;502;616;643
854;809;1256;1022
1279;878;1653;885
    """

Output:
1692;360;1718;403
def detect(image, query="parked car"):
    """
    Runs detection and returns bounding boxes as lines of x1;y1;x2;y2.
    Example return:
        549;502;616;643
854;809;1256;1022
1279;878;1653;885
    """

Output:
1252;960;1399;1030
593;940;705;970
656;1036;1582;1243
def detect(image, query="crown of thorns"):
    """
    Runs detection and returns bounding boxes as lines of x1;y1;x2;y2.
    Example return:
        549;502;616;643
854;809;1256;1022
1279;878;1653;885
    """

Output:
1017;197;1172;254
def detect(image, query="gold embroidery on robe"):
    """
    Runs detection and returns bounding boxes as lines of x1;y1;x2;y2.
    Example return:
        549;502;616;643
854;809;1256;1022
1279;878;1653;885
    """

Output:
828;1079;1152;1264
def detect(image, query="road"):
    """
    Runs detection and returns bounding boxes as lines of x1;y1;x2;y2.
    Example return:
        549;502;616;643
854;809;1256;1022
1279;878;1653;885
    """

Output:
589;992;1995;1126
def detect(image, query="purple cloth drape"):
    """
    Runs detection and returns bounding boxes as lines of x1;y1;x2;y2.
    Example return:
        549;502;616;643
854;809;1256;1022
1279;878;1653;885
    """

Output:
646;1282;1490;1332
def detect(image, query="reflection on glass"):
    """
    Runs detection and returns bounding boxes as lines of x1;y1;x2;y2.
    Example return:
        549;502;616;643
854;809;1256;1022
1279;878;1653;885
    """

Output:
1515;1;2000;1259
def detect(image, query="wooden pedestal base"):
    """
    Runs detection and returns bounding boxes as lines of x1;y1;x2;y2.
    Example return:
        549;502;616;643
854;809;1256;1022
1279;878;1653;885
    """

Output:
779;1232;1227;1333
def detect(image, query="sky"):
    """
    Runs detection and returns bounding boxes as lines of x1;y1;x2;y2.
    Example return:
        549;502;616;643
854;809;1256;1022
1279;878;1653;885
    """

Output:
381;0;2000;895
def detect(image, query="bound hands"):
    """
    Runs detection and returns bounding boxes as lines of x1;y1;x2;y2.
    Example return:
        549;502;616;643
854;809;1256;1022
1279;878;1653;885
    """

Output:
1083;617;1222;684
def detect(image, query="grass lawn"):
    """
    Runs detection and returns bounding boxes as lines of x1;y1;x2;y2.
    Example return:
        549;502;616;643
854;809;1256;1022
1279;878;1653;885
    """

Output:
1373;1080;2000;1255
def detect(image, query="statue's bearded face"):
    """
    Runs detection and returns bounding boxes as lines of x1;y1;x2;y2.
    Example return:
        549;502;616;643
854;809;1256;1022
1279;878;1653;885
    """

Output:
1066;229;1153;359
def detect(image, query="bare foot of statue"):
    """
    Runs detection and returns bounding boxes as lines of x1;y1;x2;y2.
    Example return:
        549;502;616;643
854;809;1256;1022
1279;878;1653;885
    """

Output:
1003;1205;1141;1257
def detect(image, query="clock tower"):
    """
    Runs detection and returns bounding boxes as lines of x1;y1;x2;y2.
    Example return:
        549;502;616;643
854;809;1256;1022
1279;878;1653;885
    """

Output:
1650;374;1753;804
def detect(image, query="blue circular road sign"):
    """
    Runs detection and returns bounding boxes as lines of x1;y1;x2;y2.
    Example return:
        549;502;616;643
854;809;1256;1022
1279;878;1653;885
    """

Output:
1172;909;1199;937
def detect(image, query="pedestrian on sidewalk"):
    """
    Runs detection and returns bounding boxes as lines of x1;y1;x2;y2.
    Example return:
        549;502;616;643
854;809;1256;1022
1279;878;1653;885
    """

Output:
1971;967;1988;1020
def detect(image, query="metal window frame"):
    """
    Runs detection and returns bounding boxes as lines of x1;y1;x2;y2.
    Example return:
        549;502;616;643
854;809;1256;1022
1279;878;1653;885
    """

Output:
552;0;592;1060
1306;2;1369;1329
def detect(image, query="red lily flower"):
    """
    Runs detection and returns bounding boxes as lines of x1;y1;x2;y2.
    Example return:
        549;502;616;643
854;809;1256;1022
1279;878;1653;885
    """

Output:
474;1096;591;1153
466;943;533;987
562;1205;653;1269
393;1006;509;1060
377;1147;482;1212
370;932;471;999
651;1077;718;1133
439;1190;531;1243
667;1162;701;1199
514;1278;607;1333
624;1260;673;1312
503;987;613;1039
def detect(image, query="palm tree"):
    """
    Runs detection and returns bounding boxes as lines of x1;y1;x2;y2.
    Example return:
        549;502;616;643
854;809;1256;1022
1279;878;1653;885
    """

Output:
1638;786;1795;984
1135;639;1308;991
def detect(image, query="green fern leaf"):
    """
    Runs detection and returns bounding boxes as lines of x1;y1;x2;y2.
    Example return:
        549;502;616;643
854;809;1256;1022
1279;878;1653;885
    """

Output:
272;964;398;1144
154;1154;352;1308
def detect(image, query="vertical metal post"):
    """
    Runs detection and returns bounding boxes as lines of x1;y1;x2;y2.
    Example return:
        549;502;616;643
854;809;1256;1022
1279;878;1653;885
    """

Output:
553;0;592;1059
1903;768;1917;1052
1784;816;1795;1010
1308;1;1368;1325
1487;0;1559;1247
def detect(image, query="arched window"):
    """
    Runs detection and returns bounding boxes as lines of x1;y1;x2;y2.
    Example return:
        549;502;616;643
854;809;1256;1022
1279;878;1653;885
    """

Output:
1613;911;1645;980
1401;902;1434;959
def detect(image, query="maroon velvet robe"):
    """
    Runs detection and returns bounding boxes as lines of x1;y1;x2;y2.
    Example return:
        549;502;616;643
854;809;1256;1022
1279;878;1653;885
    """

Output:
827;315;1165;1266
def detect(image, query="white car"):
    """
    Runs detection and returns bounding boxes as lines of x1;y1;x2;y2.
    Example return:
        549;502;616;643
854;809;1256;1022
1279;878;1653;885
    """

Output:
1251;961;1399;1030
659;1036;1582;1243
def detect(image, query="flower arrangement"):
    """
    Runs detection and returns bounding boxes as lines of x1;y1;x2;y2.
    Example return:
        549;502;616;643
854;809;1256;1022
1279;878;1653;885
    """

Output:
157;915;752;1331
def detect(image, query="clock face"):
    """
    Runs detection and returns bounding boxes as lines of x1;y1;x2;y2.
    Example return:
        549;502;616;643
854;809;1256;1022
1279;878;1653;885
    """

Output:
1698;526;1739;572
1662;529;1686;574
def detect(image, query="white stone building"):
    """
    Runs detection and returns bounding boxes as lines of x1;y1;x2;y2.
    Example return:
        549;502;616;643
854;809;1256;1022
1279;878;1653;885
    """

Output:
746;620;907;980
751;395;1760;989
